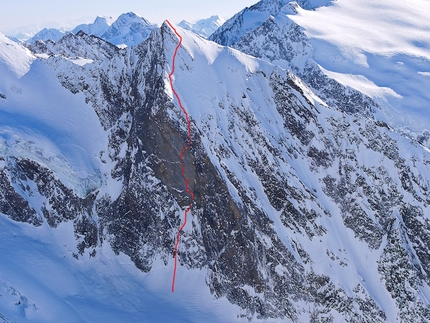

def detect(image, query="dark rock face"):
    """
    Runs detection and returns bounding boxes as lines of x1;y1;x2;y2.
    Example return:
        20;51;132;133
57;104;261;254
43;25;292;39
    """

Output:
2;18;430;322
0;158;41;226
378;221;430;322
0;156;98;254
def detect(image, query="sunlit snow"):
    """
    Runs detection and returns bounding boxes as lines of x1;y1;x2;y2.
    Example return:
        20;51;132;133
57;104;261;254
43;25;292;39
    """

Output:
0;33;35;78
0;33;107;197
289;0;430;134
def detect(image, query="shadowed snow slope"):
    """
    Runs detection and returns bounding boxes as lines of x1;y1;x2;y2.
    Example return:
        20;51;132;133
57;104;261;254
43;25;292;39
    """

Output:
0;214;245;323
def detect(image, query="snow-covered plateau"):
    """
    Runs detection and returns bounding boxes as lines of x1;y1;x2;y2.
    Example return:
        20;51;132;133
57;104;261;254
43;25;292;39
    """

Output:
1;0;430;322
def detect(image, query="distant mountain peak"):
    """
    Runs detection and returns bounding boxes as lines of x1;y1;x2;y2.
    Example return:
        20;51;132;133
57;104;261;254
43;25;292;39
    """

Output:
178;15;226;38
73;16;114;38
98;12;155;47
94;16;114;24
113;12;151;27
39;12;155;48
26;28;66;44
27;12;156;48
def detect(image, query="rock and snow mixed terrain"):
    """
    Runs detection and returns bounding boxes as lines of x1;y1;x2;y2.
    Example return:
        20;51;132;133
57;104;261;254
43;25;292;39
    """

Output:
211;0;430;143
1;0;430;322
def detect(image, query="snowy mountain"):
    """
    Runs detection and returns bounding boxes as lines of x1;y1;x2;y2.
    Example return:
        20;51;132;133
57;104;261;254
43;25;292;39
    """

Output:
26;13;155;49
288;0;430;139
73;16;114;38
26;28;66;44
1;1;430;321
178;15;226;38
211;0;430;144
98;12;156;47
4;25;50;43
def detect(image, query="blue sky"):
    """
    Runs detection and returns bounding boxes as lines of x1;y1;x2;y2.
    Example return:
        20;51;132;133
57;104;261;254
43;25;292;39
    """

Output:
0;0;258;34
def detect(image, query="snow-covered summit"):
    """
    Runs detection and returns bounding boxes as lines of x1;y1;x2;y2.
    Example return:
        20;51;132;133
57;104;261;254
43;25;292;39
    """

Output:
209;0;332;46
27;28;66;44
23;12;155;49
100;12;156;47
178;15;226;38
73;16;114;38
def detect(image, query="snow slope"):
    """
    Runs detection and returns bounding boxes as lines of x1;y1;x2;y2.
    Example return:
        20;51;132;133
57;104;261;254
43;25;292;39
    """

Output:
0;213;251;323
0;34;106;197
0;33;35;78
210;0;430;142
165;23;430;321
289;0;430;135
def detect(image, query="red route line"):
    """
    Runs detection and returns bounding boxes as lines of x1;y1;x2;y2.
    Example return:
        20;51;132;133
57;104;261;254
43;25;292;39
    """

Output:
166;20;195;293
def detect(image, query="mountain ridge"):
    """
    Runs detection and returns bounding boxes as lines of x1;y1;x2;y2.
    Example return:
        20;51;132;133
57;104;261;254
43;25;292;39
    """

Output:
211;0;430;144
25;12;156;48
